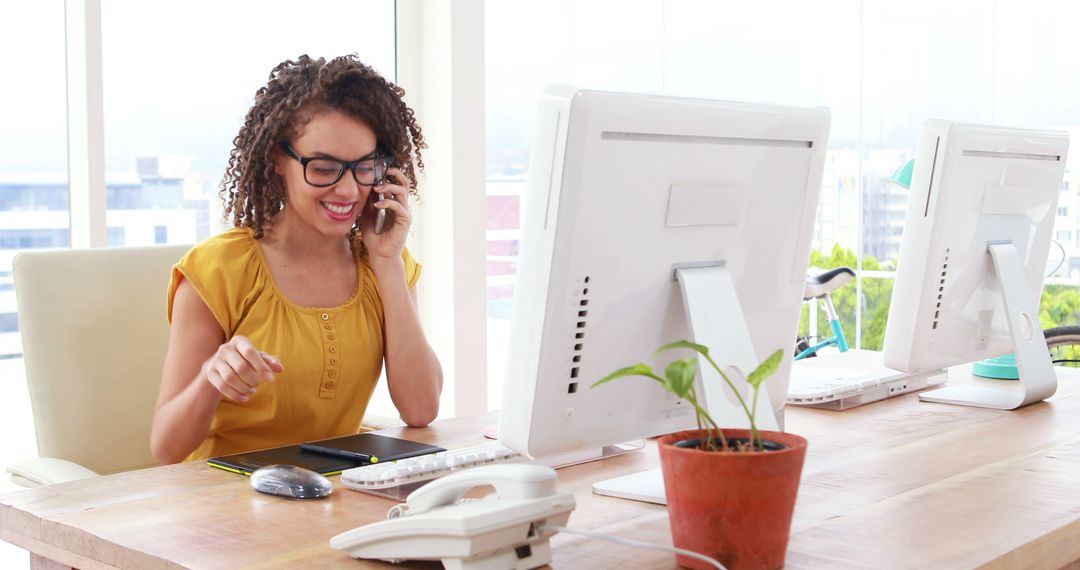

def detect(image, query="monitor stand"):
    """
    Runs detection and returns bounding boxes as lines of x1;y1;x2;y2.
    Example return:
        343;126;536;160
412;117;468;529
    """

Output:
592;263;777;505
918;242;1058;409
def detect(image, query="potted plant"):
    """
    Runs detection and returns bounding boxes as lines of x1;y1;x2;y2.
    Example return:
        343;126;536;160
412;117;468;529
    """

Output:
593;340;807;570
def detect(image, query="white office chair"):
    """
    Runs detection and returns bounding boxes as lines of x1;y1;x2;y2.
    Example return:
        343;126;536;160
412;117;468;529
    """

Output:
8;245;191;486
8;244;404;488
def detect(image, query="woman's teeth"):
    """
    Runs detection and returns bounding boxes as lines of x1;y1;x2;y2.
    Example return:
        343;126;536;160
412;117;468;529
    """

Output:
322;202;354;215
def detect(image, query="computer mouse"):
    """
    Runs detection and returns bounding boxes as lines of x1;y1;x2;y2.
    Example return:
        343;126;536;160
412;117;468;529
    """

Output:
250;464;334;500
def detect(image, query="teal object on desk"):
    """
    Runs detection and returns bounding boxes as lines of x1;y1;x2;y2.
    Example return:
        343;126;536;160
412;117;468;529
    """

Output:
890;158;915;189
972;354;1020;380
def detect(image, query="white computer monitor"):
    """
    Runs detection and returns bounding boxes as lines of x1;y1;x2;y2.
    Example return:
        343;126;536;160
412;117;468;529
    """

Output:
498;86;830;464
883;120;1069;409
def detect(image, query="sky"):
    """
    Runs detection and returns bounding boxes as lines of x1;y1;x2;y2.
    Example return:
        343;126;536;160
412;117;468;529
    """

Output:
2;0;1079;180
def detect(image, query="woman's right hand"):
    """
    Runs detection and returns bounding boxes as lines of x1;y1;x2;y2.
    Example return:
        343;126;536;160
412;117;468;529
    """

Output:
201;335;284;402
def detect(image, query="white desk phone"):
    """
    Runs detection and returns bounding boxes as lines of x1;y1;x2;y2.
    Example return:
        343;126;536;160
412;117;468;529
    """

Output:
330;464;577;570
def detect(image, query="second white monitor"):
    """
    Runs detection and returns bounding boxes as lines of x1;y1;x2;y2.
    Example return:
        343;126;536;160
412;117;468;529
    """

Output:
883;119;1069;409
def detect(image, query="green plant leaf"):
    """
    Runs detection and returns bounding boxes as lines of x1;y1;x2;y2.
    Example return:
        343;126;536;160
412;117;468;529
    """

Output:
747;349;784;388
663;358;697;399
653;339;709;358
591;363;663;388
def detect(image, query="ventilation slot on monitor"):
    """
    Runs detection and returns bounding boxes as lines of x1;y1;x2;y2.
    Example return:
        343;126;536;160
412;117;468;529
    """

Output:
932;249;950;330
569;276;590;394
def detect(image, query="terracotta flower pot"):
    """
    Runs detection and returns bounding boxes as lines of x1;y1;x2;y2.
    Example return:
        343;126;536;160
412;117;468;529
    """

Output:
657;428;807;570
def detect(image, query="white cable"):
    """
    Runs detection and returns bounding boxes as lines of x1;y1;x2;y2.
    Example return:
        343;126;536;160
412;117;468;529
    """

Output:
1046;239;1066;278
537;524;726;570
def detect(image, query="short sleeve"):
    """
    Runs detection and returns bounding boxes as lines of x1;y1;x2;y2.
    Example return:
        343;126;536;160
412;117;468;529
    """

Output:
167;228;262;336
402;247;422;289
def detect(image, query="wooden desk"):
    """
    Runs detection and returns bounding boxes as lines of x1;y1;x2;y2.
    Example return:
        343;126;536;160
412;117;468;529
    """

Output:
4;368;1080;569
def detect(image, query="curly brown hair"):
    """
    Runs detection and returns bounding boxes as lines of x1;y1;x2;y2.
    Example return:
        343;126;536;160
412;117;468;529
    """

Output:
220;54;426;241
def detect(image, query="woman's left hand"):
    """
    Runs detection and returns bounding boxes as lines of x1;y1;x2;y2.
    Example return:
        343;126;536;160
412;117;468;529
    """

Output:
361;167;413;260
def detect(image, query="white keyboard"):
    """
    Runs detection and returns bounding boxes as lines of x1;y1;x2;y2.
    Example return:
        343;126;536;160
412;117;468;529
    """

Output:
788;368;902;399
341;441;523;493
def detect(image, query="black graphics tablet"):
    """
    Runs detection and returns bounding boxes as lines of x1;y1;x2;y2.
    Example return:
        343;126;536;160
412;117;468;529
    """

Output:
207;432;445;476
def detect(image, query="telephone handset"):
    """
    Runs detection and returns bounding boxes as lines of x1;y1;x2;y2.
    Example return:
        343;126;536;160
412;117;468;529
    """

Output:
330;464;576;570
399;463;559;515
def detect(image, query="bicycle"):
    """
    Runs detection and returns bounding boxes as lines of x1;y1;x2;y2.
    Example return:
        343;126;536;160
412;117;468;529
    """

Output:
1044;326;1080;367
794;267;856;360
790;261;1080;368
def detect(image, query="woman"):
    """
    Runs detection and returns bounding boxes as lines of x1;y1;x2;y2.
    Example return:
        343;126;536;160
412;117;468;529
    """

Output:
150;55;442;464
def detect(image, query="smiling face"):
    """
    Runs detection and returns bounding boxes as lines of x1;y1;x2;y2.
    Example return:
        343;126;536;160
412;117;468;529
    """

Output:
276;108;379;239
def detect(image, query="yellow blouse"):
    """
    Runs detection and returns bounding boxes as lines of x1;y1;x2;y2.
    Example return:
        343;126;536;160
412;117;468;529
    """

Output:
167;228;421;461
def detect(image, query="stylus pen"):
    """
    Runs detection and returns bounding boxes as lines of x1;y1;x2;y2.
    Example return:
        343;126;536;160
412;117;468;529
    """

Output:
299;444;380;464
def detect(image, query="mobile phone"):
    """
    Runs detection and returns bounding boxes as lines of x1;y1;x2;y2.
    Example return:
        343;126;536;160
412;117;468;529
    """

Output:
372;192;393;234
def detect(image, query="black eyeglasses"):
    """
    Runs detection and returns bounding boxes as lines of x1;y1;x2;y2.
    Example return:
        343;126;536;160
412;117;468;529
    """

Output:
281;142;394;187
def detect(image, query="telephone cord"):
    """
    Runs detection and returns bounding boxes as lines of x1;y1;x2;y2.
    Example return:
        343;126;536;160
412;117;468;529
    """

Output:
536;524;726;570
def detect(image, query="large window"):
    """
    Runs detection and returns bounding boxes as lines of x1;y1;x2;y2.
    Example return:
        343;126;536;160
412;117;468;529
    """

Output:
0;1;395;362
100;0;396;249
484;0;1080;408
